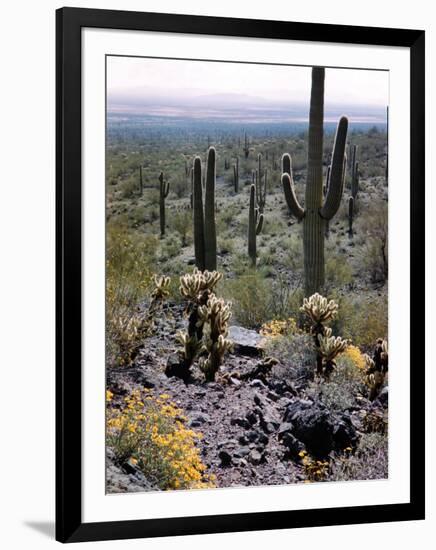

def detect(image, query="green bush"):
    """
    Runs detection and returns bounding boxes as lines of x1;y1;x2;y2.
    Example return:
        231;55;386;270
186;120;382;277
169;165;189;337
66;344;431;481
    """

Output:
223;269;270;328
328;292;388;351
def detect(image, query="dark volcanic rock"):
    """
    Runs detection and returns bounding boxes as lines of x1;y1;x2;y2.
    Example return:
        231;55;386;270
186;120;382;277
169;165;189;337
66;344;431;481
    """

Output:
375;386;388;408
218;450;232;467
278;430;305;459
231;416;251;429
165;354;190;381
283;399;359;457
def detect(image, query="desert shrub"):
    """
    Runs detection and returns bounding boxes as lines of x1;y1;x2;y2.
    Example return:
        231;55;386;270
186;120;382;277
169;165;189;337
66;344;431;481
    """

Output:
329;432;388;481
171;209;192;247
106;223;158;308
171;176;189;199
119;176;139;199
306;353;365;412
216;203;240;233
223;269;270;328
262;331;315;384
329;292;388;351
360;201;388;284
106;390;215;490
159;234;182;261
128;205;147;227
325;252;353;290
283;233;304;274
219;236;234;255
106;224;159;367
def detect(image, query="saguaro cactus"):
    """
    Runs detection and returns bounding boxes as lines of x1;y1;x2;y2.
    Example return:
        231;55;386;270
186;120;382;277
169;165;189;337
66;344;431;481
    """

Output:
255;153;267;213
204;147;217;271
248;184;264;266
233;157;239;193
348;196;354;237
350;145;359;200
158;172;170;237
243;132;250;159
139;165;143;195
281;67;348;296
193;147;217;271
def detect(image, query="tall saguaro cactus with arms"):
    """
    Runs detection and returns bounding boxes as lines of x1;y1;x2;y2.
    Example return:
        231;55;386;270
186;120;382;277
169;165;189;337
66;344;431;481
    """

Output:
281;67;348;296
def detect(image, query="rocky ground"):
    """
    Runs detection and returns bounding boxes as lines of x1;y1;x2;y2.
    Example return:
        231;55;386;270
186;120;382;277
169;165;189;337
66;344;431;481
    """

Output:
106;302;388;493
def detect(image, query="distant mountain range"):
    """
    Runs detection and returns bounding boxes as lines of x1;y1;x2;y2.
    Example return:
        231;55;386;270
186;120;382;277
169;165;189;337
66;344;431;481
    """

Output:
107;92;387;125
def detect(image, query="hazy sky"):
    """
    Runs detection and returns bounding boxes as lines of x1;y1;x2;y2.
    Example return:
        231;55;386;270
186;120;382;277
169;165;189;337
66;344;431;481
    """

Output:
107;56;389;108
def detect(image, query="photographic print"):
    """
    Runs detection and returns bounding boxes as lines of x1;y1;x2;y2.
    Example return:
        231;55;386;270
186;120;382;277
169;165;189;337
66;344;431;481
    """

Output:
105;56;389;494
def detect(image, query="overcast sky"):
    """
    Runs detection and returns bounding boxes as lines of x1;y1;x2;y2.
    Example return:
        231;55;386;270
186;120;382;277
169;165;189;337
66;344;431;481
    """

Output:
107;56;389;109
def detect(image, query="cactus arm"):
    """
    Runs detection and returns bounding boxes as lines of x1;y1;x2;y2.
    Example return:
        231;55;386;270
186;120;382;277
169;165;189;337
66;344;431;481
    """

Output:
164;180;170;197
282;173;305;221
204;147;217;271
256;213;264;235
282;153;291;175
320;115;348;220
193;156;205;270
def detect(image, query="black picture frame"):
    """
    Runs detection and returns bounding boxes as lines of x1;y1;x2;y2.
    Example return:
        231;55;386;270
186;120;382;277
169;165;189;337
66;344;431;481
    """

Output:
56;6;425;543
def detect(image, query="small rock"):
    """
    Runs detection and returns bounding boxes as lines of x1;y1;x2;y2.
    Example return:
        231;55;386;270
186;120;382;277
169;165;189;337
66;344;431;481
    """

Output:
229;377;242;387
254;392;268;408
246;411;258;426
233;447;250;458
246;429;259;443
231;417;251;429
249;450;263;465
249;379;266;389
188;412;210;427
218;450;232;467
267;390;280;402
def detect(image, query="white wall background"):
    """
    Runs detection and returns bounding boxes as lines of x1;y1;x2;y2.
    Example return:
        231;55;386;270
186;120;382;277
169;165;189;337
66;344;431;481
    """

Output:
0;1;433;548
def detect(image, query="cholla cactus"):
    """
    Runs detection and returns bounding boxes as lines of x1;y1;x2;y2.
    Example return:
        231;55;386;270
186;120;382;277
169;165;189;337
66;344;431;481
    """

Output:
176;332;203;366
300;293;339;325
179;269;222;302
174;270;233;382
148;275;171;319
300;293;340;376
364;339;388;400
151;275;171;302
318;328;349;377
198;295;233;381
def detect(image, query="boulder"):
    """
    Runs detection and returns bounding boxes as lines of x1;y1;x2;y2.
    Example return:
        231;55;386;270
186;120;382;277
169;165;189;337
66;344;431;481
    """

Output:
229;326;263;356
283;399;359;458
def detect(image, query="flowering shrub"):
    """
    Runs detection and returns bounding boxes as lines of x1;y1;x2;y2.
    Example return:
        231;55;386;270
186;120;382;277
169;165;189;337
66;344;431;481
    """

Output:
298;450;330;482
342;344;366;372
260;317;298;338
106;390;216;490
